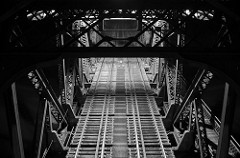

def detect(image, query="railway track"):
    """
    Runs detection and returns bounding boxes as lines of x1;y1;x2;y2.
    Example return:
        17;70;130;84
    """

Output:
66;58;175;158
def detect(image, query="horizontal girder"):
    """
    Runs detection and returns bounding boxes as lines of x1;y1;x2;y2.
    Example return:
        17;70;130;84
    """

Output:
28;0;211;10
1;47;239;59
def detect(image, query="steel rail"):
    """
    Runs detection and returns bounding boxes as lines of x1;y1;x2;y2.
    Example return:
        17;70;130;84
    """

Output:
73;96;93;158
73;58;105;158
138;57;170;158
127;58;141;158
94;95;107;158
134;95;147;158
100;96;110;158
128;58;147;158
94;58;111;158
147;96;168;158
100;58;114;158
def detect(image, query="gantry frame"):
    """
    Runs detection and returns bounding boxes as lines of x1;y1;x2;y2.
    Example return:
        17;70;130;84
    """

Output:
1;1;240;158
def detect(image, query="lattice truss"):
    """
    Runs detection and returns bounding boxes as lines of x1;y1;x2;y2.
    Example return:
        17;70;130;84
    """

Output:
164;59;186;108
8;9;232;48
82;58;99;82
140;58;159;82
171;70;240;158
28;70;68;131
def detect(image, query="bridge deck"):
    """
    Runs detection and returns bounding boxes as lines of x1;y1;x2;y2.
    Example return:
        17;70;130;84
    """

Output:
66;58;175;158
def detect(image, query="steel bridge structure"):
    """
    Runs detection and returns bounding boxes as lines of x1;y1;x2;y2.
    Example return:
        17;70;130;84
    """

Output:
0;0;240;158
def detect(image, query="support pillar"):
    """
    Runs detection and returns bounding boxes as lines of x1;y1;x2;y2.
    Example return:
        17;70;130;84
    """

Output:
158;58;165;88
78;58;84;87
216;83;236;158
174;59;179;104
5;83;25;158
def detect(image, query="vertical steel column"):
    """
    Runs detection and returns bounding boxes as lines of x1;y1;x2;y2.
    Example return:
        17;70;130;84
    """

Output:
216;83;236;158
59;59;66;106
194;99;210;158
65;58;76;106
62;58;67;103
100;96;109;158
78;58;84;86
177;20;181;47
60;20;65;47
131;95;141;158
174;59;179;104
37;100;48;158
5;83;25;158
158;58;162;87
12;83;25;158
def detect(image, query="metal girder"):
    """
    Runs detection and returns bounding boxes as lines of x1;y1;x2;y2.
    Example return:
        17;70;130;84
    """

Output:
168;68;213;136
1;47;240;92
63;58;76;106
75;58;84;86
4;83;25;158
173;69;214;129
166;61;176;107
158;58;166;88
4;8;232;49
173;68;206;124
175;61;185;105
58;60;65;106
153;10;197;47
201;98;240;157
29;69;68;130
216;83;236;158
25;0;213;10
62;58;80;123
194;99;210;158
174;59;179;104
2;47;240;58
36;100;48;158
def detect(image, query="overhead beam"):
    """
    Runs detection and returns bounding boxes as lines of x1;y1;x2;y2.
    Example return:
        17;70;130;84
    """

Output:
30;0;210;10
1;47;240;59
1;47;240;91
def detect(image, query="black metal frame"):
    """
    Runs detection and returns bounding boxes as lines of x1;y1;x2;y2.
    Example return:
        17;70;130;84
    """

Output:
4;7;232;49
1;1;240;158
